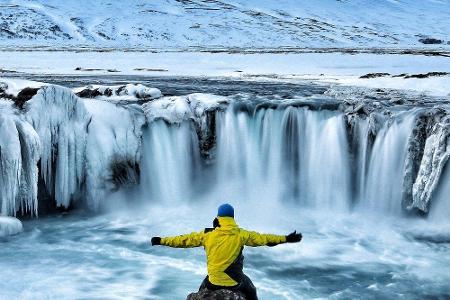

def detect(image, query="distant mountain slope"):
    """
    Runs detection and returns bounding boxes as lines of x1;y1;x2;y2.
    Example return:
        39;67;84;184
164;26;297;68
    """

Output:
0;0;449;49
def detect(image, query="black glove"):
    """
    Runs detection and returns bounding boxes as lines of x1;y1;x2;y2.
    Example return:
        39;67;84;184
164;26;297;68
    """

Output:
286;231;302;243
151;237;161;246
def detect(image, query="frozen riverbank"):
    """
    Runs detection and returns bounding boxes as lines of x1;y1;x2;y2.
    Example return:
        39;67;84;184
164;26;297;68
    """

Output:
1;51;450;96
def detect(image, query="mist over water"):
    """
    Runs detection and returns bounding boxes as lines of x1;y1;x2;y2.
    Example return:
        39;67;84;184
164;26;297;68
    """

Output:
1;83;450;299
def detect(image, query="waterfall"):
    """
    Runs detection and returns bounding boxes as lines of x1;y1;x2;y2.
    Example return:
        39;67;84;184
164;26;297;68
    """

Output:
140;120;202;204
1;81;449;220
361;112;417;215
140;104;357;212
139;99;449;218
213;106;351;209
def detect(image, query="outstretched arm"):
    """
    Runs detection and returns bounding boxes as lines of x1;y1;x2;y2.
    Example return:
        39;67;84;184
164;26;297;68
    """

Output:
151;231;205;248
242;230;302;247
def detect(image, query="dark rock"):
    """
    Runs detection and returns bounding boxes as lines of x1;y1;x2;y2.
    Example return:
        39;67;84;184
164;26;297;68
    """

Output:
134;68;168;72
360;73;390;79
1;87;40;109
392;73;408;78
74;67;103;71
110;159;140;189
404;72;450;79
75;88;103;98
187;289;246;300
418;38;443;45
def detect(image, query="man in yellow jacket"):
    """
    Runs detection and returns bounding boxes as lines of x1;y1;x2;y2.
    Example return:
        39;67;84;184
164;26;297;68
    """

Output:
151;204;302;300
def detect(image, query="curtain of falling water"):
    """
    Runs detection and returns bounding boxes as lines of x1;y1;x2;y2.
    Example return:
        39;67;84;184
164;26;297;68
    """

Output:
140;120;201;203
361;112;417;215
140;104;435;215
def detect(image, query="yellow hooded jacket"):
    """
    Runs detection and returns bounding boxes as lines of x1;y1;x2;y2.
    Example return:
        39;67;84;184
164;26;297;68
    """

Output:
160;216;287;286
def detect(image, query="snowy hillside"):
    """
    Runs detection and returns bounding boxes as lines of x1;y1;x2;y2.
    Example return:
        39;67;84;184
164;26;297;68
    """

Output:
0;0;449;49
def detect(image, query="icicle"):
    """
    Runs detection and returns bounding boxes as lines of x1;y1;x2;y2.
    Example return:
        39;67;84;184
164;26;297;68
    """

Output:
0;101;40;216
25;85;90;208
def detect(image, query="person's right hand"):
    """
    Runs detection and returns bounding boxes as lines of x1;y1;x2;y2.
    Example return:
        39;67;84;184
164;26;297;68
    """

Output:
286;231;302;243
151;237;161;246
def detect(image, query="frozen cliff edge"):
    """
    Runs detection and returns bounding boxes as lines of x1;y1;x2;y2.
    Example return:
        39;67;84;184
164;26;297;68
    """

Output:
0;80;148;215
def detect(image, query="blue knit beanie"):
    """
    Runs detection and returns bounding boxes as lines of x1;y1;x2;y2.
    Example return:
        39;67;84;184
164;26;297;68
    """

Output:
217;203;234;218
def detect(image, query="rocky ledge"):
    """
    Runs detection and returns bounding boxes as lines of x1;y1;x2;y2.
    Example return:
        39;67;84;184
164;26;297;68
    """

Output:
187;289;246;300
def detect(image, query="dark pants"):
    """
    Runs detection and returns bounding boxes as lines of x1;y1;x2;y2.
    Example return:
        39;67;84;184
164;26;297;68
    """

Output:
199;275;258;300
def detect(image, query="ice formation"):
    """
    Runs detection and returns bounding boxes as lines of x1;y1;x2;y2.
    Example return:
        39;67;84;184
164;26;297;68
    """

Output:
0;101;40;216
0;216;23;237
411;113;450;212
84;100;145;210
25;85;90;208
0;80;150;215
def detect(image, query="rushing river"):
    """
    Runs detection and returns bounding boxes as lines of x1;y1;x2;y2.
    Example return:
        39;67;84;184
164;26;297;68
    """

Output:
1;204;450;300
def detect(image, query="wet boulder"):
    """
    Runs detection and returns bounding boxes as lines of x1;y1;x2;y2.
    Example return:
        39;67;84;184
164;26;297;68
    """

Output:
187;289;246;300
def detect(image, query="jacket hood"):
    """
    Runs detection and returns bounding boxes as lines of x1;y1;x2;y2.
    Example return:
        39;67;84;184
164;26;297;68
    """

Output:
217;216;238;231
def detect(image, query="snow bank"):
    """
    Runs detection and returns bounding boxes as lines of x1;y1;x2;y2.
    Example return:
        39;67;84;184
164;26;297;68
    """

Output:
74;84;162;102
0;216;23;237
0;101;40;216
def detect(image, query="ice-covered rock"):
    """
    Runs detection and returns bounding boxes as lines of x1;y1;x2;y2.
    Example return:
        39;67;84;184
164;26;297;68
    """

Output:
410;112;450;212
144;93;227;124
401;109;441;210
0;101;40;216
74;84;162;102
144;93;227;156
84;100;145;210
0;216;23;237
23;83;146;211
0;79;46;98
25;85;90;209
187;289;246;300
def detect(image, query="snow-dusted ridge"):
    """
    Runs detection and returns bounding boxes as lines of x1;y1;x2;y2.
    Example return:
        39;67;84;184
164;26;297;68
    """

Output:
0;0;449;50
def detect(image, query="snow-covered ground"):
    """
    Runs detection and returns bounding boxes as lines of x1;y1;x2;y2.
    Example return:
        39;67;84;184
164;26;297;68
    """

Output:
0;0;449;49
1;50;450;96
